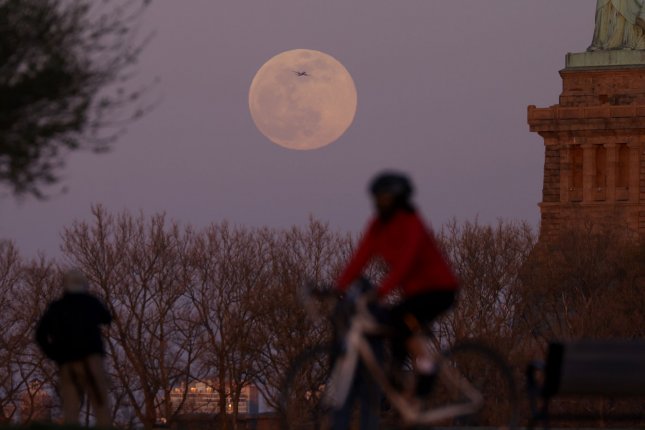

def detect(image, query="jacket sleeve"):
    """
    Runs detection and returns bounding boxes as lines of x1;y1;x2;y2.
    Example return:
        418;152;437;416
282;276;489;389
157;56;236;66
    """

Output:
377;215;425;298
34;309;58;361
336;220;376;292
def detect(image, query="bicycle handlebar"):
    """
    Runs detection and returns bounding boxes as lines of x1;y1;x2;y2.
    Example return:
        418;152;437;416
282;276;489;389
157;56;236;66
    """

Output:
300;278;380;329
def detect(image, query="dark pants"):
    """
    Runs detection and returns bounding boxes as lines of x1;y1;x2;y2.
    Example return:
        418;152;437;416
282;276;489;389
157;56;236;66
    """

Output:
59;354;111;427
389;290;456;364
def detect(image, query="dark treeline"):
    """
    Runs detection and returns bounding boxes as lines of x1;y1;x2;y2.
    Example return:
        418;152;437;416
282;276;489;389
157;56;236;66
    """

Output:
1;205;643;429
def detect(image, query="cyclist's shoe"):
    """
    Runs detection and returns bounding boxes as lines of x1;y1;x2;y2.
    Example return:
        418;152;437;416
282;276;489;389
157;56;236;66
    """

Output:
415;372;437;397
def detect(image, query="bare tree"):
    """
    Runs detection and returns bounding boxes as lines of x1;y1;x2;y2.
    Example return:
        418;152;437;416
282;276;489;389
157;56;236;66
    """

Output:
434;218;537;424
61;205;201;430
0;243;60;423
14;256;61;423
520;222;644;342
254;219;353;413
0;241;26;422
185;223;273;430
437;218;536;349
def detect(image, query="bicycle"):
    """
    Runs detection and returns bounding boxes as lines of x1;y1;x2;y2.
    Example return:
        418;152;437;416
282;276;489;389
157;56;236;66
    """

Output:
280;281;519;430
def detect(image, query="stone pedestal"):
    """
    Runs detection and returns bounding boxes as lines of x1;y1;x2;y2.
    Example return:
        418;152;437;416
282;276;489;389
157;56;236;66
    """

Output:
528;52;645;239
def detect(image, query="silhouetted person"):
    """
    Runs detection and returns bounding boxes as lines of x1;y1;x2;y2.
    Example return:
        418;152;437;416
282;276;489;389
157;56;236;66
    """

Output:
35;269;112;427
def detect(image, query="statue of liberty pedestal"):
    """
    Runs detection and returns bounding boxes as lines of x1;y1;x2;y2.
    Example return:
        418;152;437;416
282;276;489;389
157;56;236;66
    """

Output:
531;2;645;245
589;0;645;50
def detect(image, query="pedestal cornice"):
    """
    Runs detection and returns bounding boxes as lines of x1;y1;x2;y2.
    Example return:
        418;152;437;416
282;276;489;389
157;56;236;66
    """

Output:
528;104;645;134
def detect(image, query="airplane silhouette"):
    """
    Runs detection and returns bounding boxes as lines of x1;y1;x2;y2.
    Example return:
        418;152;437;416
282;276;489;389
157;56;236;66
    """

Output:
293;70;309;77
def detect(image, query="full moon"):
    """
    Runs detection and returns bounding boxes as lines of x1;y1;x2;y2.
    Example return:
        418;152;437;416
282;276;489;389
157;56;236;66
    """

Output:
249;49;357;150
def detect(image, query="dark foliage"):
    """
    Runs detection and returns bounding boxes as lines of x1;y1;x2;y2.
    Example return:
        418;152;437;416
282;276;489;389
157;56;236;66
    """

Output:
0;0;152;198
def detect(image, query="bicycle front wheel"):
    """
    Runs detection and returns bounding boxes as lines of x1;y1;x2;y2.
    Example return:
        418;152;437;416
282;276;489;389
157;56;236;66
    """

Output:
280;345;334;430
425;340;519;430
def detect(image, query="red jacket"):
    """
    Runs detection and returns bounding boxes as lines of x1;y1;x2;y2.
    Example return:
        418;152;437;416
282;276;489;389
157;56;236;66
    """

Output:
337;210;458;298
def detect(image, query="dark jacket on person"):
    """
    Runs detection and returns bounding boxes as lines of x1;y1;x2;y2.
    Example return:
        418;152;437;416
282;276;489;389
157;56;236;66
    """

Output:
35;292;112;365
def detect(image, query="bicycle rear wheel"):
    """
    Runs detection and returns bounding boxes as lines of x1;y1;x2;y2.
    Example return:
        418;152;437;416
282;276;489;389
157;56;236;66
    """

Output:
421;340;519;430
280;345;334;430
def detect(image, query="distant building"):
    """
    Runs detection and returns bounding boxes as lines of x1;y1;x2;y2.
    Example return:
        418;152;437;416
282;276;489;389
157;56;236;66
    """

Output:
167;382;266;430
169;381;259;416
18;381;54;423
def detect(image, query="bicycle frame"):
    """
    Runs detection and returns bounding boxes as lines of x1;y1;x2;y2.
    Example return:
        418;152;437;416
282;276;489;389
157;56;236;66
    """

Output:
323;293;484;426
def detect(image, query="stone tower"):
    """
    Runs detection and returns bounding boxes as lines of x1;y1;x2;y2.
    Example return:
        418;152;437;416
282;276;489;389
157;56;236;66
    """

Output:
528;50;645;239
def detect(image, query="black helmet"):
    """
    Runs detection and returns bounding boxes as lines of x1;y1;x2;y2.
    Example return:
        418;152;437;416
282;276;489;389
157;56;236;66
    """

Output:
368;171;414;201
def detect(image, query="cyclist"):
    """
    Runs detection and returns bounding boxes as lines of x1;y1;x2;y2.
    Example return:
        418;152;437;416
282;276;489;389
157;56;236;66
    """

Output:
336;171;460;399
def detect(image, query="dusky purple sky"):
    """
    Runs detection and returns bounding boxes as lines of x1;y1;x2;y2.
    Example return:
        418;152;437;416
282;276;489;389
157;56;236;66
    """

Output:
2;1;595;258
